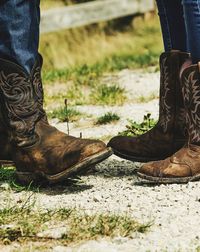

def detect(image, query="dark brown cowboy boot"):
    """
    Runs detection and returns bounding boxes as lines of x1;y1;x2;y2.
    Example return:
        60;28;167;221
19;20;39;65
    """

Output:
108;51;190;162
0;56;112;185
137;63;200;183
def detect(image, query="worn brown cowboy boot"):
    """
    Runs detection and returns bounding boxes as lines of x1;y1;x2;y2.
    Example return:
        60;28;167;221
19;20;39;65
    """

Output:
0;56;112;185
108;51;190;162
0;56;47;168
137;62;200;183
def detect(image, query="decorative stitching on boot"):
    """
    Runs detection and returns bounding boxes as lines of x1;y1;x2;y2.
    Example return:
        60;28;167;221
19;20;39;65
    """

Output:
182;68;200;143
0;71;39;147
159;56;173;133
32;65;48;122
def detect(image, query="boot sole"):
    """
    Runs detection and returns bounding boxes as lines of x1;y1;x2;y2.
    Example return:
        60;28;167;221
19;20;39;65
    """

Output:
16;147;113;185
137;172;200;184
112;148;167;163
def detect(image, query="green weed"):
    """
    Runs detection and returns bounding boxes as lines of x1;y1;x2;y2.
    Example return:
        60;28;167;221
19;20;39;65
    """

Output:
48;106;82;122
96;112;120;125
119;113;157;136
0;166;36;193
91;84;126;105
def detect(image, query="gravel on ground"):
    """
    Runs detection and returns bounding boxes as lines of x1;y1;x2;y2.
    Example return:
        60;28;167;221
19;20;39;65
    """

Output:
1;69;199;252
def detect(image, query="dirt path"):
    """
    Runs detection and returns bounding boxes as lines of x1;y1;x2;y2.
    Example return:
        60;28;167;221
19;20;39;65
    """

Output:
53;68;160;141
1;69;200;252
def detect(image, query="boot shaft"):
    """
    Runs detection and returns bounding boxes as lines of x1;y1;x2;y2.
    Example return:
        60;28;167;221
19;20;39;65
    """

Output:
181;63;200;144
32;55;48;122
158;51;190;137
0;55;45;147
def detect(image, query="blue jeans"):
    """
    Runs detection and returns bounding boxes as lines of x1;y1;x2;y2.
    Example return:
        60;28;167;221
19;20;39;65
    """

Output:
0;0;40;73
156;0;200;63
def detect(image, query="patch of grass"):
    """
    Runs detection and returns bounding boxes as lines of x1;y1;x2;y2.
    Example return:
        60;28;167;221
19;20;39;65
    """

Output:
48;106;82;122
96;112;120;125
91;84;126;105
119;113;157;136
0;166;36;193
44;83;86;107
44;82;127;107
0;166;15;183
62;85;86;105
43;69;71;84
42;51;160;85
0;199;43;241
43;64;102;86
137;93;158;103
104;52;159;72
0;201;151;245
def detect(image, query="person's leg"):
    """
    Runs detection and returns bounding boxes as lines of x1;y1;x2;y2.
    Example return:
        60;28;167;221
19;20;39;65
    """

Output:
0;0;40;73
182;0;200;63
156;0;187;52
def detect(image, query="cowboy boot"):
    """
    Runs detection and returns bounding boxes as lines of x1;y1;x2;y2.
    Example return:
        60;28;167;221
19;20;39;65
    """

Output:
108;51;190;162
0;56;112;185
137;62;200;184
0;55;46;168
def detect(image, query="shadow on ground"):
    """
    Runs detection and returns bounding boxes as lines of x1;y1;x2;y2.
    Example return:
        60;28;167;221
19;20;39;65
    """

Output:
0;158;159;195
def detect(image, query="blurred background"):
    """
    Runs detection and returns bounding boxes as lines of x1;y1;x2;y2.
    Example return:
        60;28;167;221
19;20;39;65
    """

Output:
40;0;162;70
39;0;163;139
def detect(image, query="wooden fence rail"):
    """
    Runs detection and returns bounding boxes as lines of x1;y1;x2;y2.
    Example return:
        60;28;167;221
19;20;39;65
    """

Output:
41;0;155;34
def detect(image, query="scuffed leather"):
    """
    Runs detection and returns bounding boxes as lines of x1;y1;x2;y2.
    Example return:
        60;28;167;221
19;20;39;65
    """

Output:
139;145;200;178
0;56;107;175
139;63;200;178
108;51;190;160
